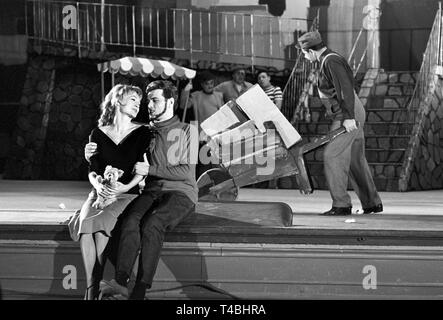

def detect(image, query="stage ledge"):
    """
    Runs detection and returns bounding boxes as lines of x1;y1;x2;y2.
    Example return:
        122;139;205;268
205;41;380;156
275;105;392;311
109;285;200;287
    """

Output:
1;199;443;246
1;240;443;300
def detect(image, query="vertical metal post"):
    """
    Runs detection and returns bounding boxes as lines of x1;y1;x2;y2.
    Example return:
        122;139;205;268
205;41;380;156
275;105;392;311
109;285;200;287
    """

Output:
438;2;442;65
24;0;28;36
189;10;193;68
157;9;160;47
224;14;228;54
40;1;43;40
111;72;115;87
125;6;128;44
233;14;236;54
166;8;169;47
76;2;81;58
33;0;36;39
172;9;176;50
132;6;136;56
199;11;203;51
149;9;152;47
101;0;105;51
86;5;90;46
54;3;58;41
269;17;273;57
216;12;220;54
278;18;282;60
109;5;113;43
101;69;105;101
117;6;120;44
242;15;245;56
250;14;254;74
141;8;144;47
208;12;211;52
93;5;97;48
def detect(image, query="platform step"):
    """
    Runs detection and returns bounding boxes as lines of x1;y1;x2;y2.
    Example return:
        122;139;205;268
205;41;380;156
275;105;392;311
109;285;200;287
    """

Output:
304;149;406;164
365;96;412;109
2;240;443;300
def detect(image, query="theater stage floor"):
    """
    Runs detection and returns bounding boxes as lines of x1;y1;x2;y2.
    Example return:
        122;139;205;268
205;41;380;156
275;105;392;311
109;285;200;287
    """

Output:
0;179;442;221
1;180;443;242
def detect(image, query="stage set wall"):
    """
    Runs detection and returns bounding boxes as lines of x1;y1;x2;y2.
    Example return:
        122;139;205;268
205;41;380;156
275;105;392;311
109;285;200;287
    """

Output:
310;0;440;72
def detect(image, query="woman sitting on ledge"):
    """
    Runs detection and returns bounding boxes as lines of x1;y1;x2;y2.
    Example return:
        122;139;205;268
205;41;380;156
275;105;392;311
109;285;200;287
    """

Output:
68;84;152;300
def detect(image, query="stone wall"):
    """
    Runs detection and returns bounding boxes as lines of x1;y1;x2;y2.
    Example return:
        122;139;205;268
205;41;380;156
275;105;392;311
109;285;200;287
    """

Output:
4;56;56;179
4;55;102;180
400;69;443;191
40;64;102;179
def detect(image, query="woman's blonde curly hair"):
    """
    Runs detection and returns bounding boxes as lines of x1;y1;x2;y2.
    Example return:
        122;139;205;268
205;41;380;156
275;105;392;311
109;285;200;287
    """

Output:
98;84;143;126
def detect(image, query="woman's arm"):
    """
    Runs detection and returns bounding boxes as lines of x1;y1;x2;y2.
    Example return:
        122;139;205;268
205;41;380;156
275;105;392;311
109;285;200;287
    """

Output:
88;172;101;188
88;171;113;198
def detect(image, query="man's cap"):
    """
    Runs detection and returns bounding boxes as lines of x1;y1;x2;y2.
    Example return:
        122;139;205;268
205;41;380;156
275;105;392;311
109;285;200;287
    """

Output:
296;31;323;50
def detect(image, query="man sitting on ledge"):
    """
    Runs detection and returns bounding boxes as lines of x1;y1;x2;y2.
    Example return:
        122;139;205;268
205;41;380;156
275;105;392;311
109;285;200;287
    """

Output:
85;80;198;299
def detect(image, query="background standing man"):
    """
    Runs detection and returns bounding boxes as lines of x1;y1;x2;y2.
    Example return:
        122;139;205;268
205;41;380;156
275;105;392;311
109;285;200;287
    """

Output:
214;66;253;103
257;71;283;110
297;31;383;216
179;70;224;178
179;70;224;132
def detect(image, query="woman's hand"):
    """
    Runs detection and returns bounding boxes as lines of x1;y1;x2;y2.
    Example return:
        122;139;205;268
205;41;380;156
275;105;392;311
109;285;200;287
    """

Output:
91;175;112;198
85;142;98;162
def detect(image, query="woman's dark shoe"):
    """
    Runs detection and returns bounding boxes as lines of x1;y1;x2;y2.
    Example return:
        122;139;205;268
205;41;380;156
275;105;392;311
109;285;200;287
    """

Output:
322;206;352;216
84;284;100;300
363;204;383;214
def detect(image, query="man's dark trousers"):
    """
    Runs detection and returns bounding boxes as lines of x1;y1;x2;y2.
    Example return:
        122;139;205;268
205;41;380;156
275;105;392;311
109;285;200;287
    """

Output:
114;190;195;288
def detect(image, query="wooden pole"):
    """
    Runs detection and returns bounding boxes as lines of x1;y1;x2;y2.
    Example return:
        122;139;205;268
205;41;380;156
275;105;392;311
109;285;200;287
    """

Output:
101;0;105;52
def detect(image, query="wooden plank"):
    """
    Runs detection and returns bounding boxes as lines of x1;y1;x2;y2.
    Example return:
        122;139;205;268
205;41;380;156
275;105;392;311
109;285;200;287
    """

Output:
192;200;293;227
200;101;240;137
235;85;302;148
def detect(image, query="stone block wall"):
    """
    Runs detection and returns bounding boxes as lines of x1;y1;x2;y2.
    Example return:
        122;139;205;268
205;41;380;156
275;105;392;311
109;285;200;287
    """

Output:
4;55;102;180
4;56;56;179
400;69;443;191
40;65;102;179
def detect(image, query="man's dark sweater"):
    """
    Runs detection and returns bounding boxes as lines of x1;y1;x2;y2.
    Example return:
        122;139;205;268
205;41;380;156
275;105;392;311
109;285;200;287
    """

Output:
318;48;356;120
144;115;198;204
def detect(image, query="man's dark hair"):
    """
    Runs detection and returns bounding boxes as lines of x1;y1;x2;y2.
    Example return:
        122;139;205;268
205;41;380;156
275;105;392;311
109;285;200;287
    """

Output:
257;71;270;79
198;70;215;83
145;80;178;109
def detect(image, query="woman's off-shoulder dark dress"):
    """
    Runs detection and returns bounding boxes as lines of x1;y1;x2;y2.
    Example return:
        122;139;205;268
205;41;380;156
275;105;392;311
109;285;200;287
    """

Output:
69;125;152;241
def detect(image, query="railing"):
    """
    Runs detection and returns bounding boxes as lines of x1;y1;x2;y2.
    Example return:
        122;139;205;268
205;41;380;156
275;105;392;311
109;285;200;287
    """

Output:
406;4;443;124
281;10;319;123
25;0;310;66
347;27;375;77
398;3;443;191
282;6;381;124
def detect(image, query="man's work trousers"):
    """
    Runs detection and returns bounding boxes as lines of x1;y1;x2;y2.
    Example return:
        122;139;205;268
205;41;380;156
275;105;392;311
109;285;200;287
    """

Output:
115;190;195;288
324;94;382;208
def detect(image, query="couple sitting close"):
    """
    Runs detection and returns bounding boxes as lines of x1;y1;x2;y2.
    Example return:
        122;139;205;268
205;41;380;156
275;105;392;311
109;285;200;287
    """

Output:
68;80;198;300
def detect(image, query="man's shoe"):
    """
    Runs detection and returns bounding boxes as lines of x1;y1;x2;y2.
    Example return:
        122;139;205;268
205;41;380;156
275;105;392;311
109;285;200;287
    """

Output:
322;206;352;216
99;279;129;299
363;203;383;214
